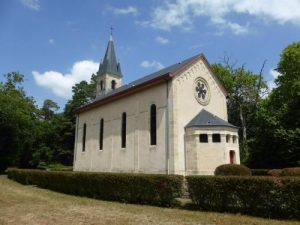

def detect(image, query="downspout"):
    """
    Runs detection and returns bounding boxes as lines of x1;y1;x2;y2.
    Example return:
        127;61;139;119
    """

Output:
165;80;170;174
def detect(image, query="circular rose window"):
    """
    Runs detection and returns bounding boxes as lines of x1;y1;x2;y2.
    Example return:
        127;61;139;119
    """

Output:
194;77;210;105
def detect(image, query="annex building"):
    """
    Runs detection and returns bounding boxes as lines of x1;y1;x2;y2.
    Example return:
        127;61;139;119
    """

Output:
73;35;240;175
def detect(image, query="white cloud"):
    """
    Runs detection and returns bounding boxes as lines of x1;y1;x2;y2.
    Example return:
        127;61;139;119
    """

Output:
48;39;55;45
140;60;164;70
144;0;300;34
20;0;40;11
109;6;138;16
33;60;98;99
268;68;280;90
155;36;170;44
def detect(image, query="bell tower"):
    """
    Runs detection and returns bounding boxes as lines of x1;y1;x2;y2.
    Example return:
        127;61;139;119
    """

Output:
96;31;122;97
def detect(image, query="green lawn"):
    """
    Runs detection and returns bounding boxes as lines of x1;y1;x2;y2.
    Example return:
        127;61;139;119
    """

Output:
0;176;299;225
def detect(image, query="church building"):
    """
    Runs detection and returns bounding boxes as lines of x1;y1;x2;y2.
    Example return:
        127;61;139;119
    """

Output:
73;35;240;175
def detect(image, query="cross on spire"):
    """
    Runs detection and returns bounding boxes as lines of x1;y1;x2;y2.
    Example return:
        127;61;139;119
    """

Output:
109;25;114;41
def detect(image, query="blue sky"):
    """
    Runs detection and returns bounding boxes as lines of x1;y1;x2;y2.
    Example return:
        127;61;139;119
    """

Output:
1;0;300;110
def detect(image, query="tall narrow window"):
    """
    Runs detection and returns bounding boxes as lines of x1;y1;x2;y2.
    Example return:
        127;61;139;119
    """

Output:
82;123;86;152
111;80;116;90
121;112;126;148
99;119;104;150
150;104;157;145
100;80;103;90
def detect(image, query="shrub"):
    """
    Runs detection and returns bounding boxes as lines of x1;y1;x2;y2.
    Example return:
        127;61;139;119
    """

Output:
186;176;300;219
7;168;183;207
214;164;251;176
250;169;269;176
268;169;282;177
281;167;300;177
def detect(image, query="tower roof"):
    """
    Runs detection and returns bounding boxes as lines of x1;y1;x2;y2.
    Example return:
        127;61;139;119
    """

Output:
98;35;122;78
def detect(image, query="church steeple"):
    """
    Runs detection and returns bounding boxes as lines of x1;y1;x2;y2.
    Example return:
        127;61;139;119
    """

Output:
96;32;122;97
98;34;122;78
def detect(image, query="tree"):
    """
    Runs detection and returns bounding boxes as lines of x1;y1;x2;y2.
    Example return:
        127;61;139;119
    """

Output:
0;71;97;171
212;61;268;163
41;99;59;120
0;72;39;171
248;42;300;168
56;73;97;165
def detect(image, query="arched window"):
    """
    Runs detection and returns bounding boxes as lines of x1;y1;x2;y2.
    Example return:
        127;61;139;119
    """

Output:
150;104;157;145
99;119;104;150
111;80;116;90
100;80;103;90
121;112;126;148
230;150;236;164
82;123;86;152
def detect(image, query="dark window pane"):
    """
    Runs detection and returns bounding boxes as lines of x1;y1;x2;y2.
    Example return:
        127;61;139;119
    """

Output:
99;119;104;150
199;134;208;143
111;80;116;90
150;104;157;145
82;123;86;151
226;135;230;143
121;112;126;148
212;134;221;143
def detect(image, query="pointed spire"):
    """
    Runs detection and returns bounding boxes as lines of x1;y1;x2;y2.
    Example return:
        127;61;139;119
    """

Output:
97;29;122;78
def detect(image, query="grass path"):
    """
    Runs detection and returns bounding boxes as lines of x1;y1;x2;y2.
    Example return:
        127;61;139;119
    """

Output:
0;176;299;225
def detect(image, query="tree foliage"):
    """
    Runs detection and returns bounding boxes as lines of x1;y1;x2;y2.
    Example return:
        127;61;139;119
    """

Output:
0;72;96;172
0;72;38;171
248;42;300;168
212;62;267;162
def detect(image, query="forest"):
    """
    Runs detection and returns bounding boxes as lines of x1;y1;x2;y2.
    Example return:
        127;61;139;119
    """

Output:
0;42;299;172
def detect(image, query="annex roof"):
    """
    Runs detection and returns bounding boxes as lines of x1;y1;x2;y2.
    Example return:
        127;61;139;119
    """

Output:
185;109;238;129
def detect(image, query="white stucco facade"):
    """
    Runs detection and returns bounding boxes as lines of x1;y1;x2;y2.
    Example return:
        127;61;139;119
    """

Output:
73;53;240;175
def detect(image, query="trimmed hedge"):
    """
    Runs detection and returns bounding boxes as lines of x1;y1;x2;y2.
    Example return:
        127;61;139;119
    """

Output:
281;167;300;177
250;169;269;176
268;169;282;177
7;168;183;207
186;176;300;219
214;164;251;176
